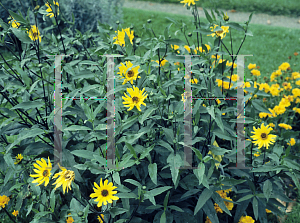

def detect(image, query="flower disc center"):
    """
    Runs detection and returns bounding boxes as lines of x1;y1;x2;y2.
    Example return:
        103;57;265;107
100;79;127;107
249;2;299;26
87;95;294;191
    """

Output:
101;189;109;197
132;96;139;103
261;133;267;139
127;70;134;77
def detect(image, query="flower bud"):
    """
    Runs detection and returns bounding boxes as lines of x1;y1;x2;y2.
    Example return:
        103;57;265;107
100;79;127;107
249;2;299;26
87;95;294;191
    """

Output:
116;21;120;25
147;19;151;23
109;26;113;30
223;12;229;21
188;32;192;37
130;25;134;29
142;186;146;190
168;35;171;39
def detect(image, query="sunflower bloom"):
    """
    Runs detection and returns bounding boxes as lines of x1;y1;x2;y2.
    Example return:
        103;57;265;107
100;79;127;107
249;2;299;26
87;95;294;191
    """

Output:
52;163;75;194
27;25;42;42
278;62;290;71
12;210;19;217
45;1;59;18
66;213;74;223
8;16;20;28
278;123;292;130
90;178;119;207
0;195;10;208
118;61;141;85
30;157;52;186
14;154;23;164
287;138;296;146
113;28;134;47
238;216;255;223
180;0;199;7
207;24;229;39
250;123;277;150
122;86;148;112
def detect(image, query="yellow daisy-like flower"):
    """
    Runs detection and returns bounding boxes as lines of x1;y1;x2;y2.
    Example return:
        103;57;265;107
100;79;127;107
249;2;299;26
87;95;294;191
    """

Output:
296;98;300;103
98;214;104;223
248;63;256;70
214;202;223;213
52;163;75;194
251;69;261;76
283;83;292;91
207;24;229;39
293;107;300;114
122;86;148;112
296;80;300;86
66;213;74;223
183;45;197;54
117;61;141;85
273;105;286;115
226;61;237;68
278;123;292;130
14;154;23;164
278;62;290;71
269;86;280;96
8;16;20;28
216;99;221;104
0;195;10;208
27;25;42;42
250;123;277;150
153;58;168;67
287;138;296;146
254;151;260;157
181;92;192;103
216;79;233;90
30;157;52;187
268;123;275;128
90;178;119;207
238;215;255;223
266;209;272;213
292;72;300;80
12;210;19;217
113;28;134;47
224;196;234;211
171;44;180;54
45;1;59;18
180;0;199;7
196;44;211;53
279;97;291;108
292;88;300;98
205;216;212;223
259;112;272;119
190;78;198;84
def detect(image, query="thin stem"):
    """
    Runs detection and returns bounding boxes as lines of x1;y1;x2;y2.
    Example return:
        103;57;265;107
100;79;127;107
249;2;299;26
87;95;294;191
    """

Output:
3;208;16;223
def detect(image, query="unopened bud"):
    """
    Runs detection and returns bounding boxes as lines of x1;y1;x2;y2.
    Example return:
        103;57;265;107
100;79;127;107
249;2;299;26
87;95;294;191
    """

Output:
116;21;120;25
223;12;229;21
130;25;134;29
188;32;192;37
109;26;113;30
147;19;151;23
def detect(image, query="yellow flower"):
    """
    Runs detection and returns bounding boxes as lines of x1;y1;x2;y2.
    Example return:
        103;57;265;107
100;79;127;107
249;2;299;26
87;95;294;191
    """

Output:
14;153;23;164
171;44;180;54
0;195;10;208
214;202;223;213
259;112;272;119
254;151;260;157
287;138;296;146
203;103;206;107
30;157;52;186
266;209;272;213
268;123;275;128
216;79;233;90
207;24;229;39
27;25;42;42
268;108;277;118
12;210;19;217
250;123;277;150
279;98;291;108
269;86;280;96
248;63;256;70
278;123;292;130
216;99;221;104
296;98;300;103
98;214;104;223
205;216;212;223
224;196;234;211
118;61;141;85
122;86;148;112
251;69;261;76
8;16;21;28
222;113;225;115
211;55;221;60
278;62;290;71
153;58;168;67
52;163;75;194
66;213;74;223
292;88;300;97
273;105;286;115
296;80;300;86
113;28;134;47
226;61;237;68
45;1;59;18
226;74;239;82
293;107;300;114
283;83;292;91
180;0;199;7
183;45;197;54
90;178;119;207
196;44;211;53
190;78;198;84
292;72;300;80
239;216;255;223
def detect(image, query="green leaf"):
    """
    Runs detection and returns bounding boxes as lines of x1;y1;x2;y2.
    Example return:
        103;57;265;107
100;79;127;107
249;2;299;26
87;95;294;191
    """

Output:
191;147;202;161
165;17;179;26
236;194;254;202
116;192;137;199
113;171;121;186
168;205;184;212
233;199;251;223
163;191;170;210
194;28;213;35
139;144;155;160
71;150;94;160
226;22;245;32
164;38;187;46
194;188;213;215
147;186;172;197
64;125;92;131
251;100;272;114
194;162;205;185
252;197;258;221
162;127;174;145
215;113;224;133
207;105;215;119
247;12;254;24
148;163;157;185
167;153;183;187
125;142;137;159
11;100;44;110
79;60;99;65
124;179;142;188
212;191;232;216
109;207;127;218
202;199;219;223
263;180;272;202
164;23;173;39
139;107;156;125
157;139;174;152
160;211;166;223
11;28;32;44
8;10;28;25
50;189;55;211
203;8;213;23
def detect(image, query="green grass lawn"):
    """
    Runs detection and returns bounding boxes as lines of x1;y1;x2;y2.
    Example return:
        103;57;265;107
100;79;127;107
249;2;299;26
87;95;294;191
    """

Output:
122;7;300;81
127;0;300;17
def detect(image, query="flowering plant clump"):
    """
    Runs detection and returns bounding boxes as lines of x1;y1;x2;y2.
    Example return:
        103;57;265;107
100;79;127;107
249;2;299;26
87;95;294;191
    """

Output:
0;0;299;222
